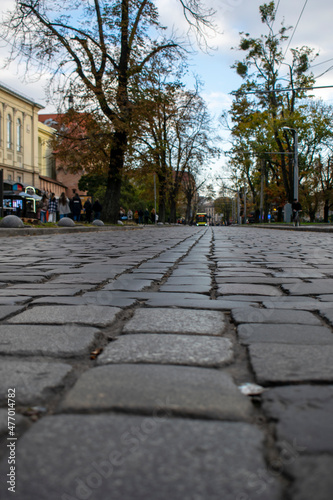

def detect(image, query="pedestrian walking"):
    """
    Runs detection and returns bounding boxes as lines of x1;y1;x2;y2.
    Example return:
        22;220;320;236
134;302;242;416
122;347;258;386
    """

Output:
39;194;48;223
84;198;93;223
144;208;150;224
48;193;58;223
151;208;156;224
292;199;302;226
58;192;71;219
70;193;83;222
134;210;139;223
127;209;133;221
138;209;144;224
92;199;102;220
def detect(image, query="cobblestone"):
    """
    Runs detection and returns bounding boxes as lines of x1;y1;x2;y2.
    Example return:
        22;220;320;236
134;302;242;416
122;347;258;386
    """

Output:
122;308;226;335
0;225;332;499
97;333;234;366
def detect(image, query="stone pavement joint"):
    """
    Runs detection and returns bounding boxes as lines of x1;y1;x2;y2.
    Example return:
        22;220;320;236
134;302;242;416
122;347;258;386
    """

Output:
0;225;332;499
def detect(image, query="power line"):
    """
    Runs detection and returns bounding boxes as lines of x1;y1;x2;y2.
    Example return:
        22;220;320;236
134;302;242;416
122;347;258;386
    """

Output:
230;85;333;96
283;0;309;58
271;0;281;29
314;66;333;80
310;57;333;69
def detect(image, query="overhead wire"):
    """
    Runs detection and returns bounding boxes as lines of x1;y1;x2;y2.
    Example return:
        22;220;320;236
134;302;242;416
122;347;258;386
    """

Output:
283;0;309;58
271;0;281;29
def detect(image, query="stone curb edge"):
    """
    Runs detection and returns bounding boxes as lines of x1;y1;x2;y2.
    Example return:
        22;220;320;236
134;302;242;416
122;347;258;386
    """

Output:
0;226;143;237
239;224;333;233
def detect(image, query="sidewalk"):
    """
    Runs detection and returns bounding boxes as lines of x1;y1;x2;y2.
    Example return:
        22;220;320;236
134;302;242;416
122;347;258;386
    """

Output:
0;226;332;499
251;223;333;232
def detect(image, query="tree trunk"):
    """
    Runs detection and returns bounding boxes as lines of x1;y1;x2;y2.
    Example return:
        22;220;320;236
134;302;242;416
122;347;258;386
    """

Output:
158;172;167;223
169;190;177;223
185;194;192;224
102;130;127;223
324;199;329;223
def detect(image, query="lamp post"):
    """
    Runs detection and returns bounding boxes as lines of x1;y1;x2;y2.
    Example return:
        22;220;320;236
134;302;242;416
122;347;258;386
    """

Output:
282;126;299;201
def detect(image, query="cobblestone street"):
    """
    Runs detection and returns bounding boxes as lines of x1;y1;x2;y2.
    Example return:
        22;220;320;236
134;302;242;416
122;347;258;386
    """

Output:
0;225;332;499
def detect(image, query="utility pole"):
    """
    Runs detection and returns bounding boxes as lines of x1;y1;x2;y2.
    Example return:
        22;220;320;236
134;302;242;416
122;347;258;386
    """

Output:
237;191;241;224
260;159;264;222
282;127;299;201
153;173;157;225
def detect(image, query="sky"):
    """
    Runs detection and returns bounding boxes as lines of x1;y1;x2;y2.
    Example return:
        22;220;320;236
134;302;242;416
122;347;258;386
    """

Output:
1;0;332;178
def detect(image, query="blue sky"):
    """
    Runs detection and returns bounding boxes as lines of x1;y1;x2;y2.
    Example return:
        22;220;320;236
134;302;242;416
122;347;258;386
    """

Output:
1;0;332;179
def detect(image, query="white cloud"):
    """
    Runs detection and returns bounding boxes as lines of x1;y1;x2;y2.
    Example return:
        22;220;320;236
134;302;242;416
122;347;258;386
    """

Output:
1;0;332;112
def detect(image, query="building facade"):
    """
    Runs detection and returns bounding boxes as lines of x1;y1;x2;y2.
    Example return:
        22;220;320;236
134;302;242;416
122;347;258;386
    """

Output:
0;82;43;187
38;113;88;199
0;82;83;201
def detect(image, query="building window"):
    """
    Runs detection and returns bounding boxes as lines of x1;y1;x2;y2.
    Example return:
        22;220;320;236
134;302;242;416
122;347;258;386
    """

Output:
17;176;22;182
7;114;12;149
8;174;12;181
17;118;22;152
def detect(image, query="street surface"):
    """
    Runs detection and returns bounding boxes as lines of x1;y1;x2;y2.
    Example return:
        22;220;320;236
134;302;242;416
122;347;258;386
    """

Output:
0;225;332;499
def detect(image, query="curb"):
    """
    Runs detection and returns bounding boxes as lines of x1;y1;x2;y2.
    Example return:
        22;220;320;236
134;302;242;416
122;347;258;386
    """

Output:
244;224;333;233
0;225;143;237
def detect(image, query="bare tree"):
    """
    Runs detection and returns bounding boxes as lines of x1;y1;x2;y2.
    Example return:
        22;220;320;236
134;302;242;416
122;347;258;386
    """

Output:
2;0;215;222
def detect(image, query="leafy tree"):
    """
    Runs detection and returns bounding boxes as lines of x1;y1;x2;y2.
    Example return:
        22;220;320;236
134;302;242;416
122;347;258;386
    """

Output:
78;172;107;198
228;1;318;211
51;110;112;177
131;73;218;222
2;0;215;222
214;196;233;224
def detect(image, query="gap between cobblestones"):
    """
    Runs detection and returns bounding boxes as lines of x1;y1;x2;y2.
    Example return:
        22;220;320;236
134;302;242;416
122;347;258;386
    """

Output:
1;229;209;423
210;228;294;496
1;227;310;498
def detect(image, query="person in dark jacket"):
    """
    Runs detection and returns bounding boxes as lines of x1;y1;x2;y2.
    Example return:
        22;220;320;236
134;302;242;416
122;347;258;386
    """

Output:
84;198;93;223
71;193;82;222
92;199;102;220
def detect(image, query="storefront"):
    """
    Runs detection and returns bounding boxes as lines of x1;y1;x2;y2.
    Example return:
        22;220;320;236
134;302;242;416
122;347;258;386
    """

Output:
2;182;42;218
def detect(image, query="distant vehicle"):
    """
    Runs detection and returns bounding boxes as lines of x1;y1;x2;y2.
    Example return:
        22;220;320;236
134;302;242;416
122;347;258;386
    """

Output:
195;213;208;226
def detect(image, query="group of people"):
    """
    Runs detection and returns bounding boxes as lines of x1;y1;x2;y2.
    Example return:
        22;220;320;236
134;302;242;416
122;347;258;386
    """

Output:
132;208;158;224
38;192;102;223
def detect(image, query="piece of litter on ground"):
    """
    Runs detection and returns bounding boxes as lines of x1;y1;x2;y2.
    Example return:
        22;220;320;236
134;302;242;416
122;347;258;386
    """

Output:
238;383;265;396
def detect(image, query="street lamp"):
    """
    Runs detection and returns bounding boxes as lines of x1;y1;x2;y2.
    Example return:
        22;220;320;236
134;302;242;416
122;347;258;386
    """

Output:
282;126;299;201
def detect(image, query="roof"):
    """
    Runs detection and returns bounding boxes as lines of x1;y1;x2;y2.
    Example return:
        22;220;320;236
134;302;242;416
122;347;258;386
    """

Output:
38;114;63;127
39;175;67;188
0;81;44;110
